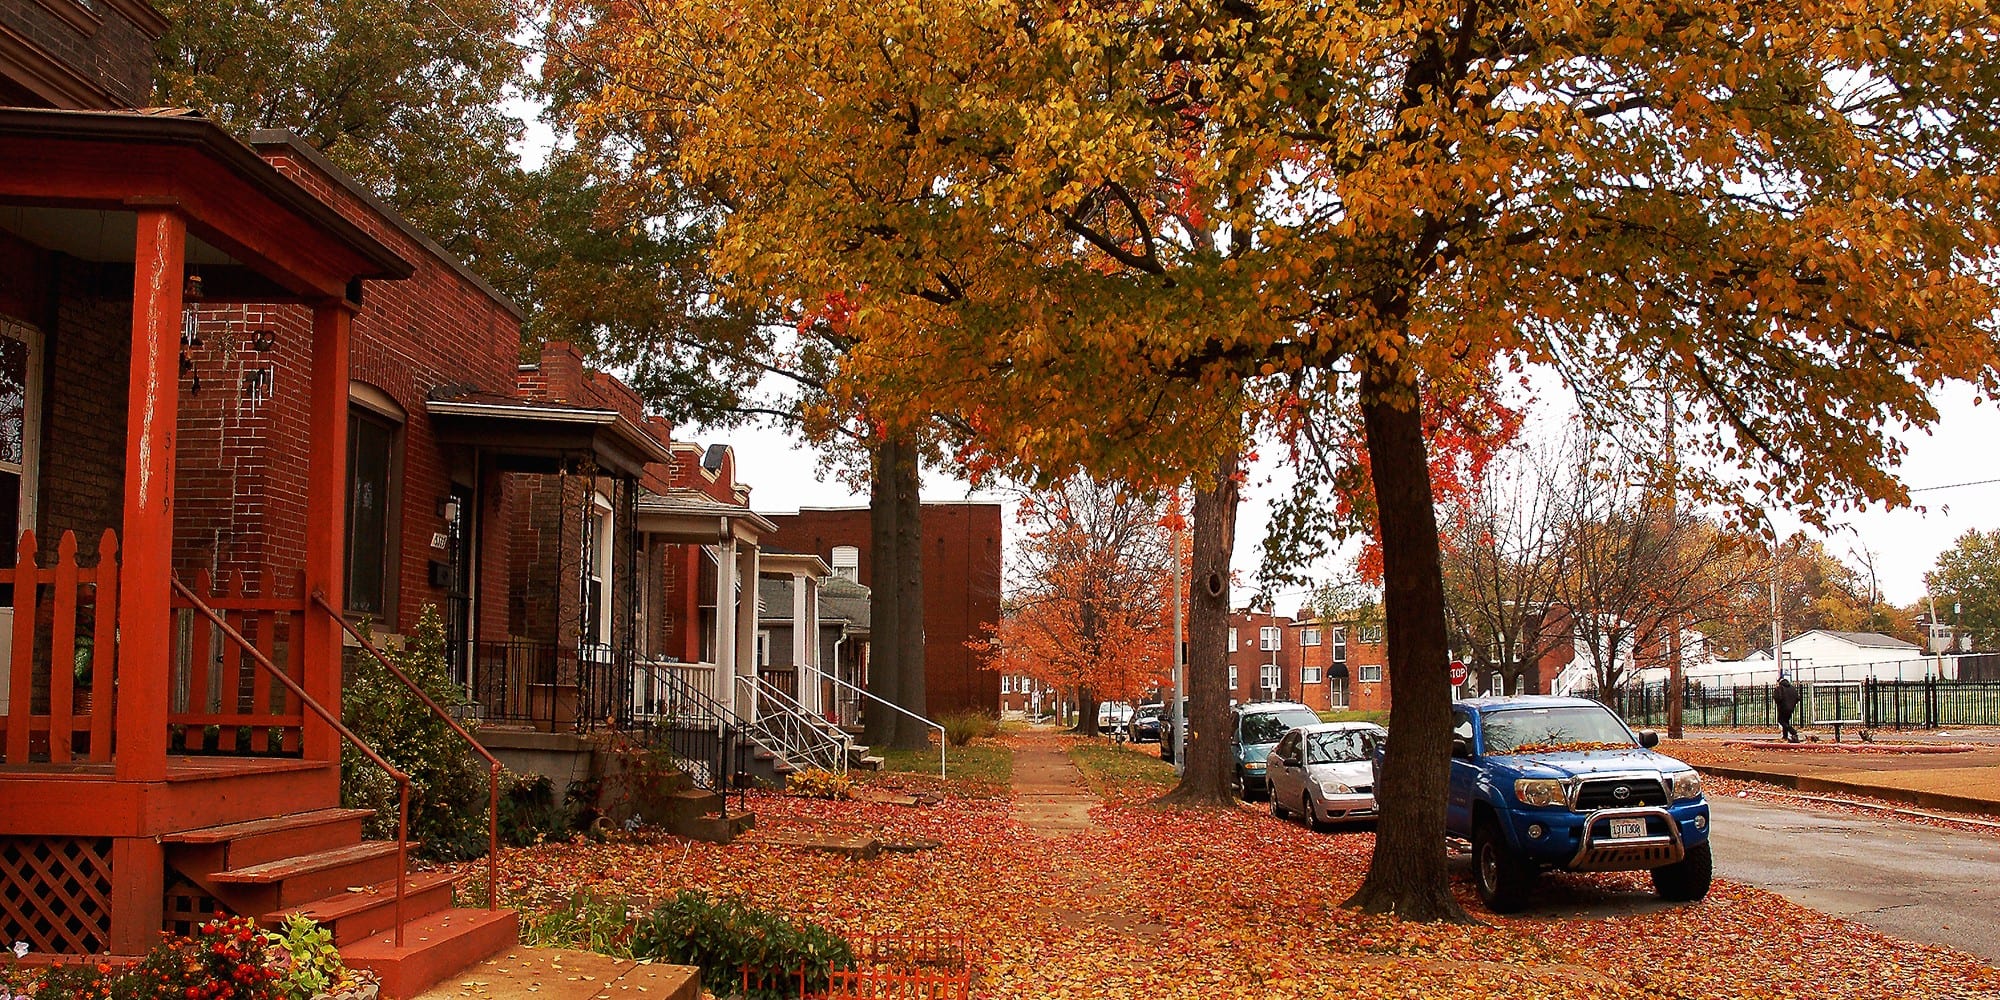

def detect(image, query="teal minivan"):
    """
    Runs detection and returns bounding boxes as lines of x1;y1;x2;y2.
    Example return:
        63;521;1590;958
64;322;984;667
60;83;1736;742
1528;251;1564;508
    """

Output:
1231;701;1321;800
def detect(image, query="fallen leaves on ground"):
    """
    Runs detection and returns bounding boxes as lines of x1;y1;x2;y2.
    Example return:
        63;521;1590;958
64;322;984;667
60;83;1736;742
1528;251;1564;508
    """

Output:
454;740;2000;1000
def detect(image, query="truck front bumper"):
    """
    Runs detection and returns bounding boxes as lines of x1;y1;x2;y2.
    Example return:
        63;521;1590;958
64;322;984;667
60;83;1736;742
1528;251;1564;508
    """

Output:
1505;800;1709;872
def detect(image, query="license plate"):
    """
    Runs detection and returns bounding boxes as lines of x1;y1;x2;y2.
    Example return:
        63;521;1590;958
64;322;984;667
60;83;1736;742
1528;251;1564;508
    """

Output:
1608;818;1646;839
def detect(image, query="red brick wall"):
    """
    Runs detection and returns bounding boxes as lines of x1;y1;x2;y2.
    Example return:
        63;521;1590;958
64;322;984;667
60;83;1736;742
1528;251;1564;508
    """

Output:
1226;611;1301;704
34;259;129;563
0;0;162;109
764;503;1003;716
168;141;523;641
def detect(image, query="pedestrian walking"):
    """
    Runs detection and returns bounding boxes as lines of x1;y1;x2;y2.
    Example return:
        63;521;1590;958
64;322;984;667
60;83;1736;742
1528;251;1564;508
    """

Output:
1774;675;1803;742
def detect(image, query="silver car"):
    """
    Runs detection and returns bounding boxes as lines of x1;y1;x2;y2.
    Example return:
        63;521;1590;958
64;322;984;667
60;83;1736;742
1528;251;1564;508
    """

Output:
1265;722;1387;830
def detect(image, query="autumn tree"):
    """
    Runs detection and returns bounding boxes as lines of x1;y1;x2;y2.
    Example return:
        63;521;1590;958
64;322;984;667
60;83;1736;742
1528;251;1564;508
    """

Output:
554;0;2000;921
1925;529;2000;650
154;0;531;284
987;477;1178;736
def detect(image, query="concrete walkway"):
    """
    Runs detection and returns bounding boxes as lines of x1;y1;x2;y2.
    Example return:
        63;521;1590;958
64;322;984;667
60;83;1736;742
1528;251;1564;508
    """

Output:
1666;738;2000;816
1008;735;1098;836
412;947;698;1000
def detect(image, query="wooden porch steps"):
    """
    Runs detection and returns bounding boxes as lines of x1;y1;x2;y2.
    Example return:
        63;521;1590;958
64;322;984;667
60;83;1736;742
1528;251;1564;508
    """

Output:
268;870;463;946
164;809;517;998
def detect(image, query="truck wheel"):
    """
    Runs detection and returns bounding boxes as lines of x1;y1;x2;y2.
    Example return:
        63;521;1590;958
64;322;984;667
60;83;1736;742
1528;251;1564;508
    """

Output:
1473;820;1534;914
1653;841;1713;902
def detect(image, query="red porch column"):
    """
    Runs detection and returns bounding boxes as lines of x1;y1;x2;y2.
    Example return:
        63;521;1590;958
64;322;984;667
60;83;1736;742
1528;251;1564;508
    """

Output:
114;208;184;784
303;300;351;762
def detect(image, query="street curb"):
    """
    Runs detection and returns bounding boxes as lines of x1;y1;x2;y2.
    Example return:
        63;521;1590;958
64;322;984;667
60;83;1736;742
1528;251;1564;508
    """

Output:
1697;764;2000;819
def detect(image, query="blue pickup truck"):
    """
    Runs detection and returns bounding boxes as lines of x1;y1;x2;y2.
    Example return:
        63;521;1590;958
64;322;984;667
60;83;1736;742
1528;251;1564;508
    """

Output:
1442;696;1712;913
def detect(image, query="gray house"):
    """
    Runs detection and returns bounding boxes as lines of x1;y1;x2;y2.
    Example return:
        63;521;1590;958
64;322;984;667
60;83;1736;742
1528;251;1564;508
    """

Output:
758;569;871;725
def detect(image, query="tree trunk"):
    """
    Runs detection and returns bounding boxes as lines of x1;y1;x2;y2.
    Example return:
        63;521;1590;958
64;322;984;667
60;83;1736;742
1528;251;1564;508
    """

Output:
1157;443;1242;806
888;430;929;749
1343;357;1474;923
1076;687;1100;736
865;436;902;748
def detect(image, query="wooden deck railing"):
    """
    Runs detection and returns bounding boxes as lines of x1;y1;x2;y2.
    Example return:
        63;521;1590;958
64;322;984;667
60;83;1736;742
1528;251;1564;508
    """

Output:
174;577;414;946
0;530;120;765
168;569;308;755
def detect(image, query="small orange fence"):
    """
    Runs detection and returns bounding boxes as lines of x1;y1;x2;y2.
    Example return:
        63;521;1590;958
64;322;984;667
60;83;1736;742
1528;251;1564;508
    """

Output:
0;529;119;764
168;568;307;755
741;929;974;1000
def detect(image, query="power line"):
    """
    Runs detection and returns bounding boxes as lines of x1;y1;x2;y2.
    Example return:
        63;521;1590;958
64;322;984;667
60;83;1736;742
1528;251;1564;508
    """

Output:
1907;476;2000;494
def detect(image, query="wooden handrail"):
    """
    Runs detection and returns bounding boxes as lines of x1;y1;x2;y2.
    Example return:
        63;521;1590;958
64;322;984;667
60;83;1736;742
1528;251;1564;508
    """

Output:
170;577;413;946
309;591;502;910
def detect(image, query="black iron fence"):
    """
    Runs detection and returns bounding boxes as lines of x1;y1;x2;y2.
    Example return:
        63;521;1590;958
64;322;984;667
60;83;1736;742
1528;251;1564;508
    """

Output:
470;640;632;732
1600;677;2000;730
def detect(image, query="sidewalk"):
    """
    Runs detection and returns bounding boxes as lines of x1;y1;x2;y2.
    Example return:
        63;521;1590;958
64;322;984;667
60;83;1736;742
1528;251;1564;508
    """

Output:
1663;737;2000;817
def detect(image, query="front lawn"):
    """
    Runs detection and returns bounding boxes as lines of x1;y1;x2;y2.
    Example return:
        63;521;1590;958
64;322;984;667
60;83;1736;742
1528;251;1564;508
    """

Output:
1068;740;1177;798
871;740;1012;791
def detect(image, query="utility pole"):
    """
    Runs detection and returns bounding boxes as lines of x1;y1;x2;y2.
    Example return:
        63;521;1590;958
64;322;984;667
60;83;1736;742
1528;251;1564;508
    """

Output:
1771;532;1784;681
1171;508;1187;777
1665;381;1684;739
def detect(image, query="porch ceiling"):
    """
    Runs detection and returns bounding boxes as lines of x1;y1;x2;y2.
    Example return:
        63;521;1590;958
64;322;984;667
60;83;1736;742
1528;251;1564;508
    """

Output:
0;107;413;298
427;396;674;480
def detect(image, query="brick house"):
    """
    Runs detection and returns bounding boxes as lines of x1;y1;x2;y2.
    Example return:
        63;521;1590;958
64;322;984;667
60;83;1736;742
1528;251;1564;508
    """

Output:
0;5;529;980
763;501;1002;717
1225;609;1298;704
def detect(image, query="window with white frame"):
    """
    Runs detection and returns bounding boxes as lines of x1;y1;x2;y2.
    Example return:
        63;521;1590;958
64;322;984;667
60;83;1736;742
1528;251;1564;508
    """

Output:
1000;675;1012;694
581;493;615;647
1260;662;1282;691
1302;665;1323;684
1259;626;1281;651
1227;665;1238;688
830;545;860;581
1228;629;1238;653
1301;627;1321;646
1359;663;1382;683
755;629;772;666
1332;628;1347;669
1359;625;1383;644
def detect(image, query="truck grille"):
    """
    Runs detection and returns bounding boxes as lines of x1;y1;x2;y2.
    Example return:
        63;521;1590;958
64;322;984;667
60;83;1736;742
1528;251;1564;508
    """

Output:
1573;778;1668;810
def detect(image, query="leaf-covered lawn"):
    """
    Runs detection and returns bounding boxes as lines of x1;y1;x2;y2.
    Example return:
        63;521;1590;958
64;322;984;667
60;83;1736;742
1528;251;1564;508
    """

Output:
1069;740;1177;798
466;759;2000;999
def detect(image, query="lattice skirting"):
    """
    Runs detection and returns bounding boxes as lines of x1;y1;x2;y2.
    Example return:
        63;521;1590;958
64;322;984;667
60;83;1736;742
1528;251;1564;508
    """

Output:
0;836;113;954
163;878;231;938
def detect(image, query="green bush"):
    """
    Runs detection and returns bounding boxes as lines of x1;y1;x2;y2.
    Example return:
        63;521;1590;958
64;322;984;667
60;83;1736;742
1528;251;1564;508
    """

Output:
498;770;598;847
341;607;490;861
0;916;283;999
521;891;638;958
939;710;999;747
263;914;353;999
631;892;853;1000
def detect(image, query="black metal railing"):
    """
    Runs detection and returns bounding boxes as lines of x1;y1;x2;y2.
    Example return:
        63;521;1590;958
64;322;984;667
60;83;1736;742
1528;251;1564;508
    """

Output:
625;659;750;803
471;639;562;729
1597;677;2000;730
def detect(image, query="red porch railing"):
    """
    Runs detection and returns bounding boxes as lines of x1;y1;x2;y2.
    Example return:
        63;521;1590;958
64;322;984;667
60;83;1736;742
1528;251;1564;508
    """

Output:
311;591;502;910
172;577;414;947
168;569;308;756
0;529;120;765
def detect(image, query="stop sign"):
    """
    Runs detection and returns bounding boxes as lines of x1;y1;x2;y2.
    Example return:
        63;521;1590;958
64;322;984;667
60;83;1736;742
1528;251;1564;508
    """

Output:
1449;660;1468;686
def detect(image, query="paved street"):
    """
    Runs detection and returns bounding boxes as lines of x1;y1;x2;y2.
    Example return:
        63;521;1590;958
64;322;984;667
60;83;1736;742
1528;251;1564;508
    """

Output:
1708;797;2000;966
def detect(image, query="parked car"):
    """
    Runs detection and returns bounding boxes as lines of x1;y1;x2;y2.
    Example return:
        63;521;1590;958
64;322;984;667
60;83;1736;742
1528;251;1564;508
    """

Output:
1159;698;1190;762
1265;722;1387;830
1097;701;1134;738
1230;701;1323;800
1130;704;1165;742
1412;695;1712;913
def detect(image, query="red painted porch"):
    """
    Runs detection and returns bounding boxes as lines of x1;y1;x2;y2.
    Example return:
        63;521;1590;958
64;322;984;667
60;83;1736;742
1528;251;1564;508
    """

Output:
0;107;515;994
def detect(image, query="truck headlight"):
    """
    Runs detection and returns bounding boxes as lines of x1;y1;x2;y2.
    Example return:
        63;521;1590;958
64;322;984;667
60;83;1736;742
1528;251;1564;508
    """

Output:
1514;778;1567;808
1670;770;1704;801
1319;779;1354;796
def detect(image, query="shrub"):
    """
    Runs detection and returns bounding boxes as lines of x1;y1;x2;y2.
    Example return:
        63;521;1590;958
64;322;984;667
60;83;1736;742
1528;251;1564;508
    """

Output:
498;770;599;847
341;607;490;861
521;891;638;958
0;917;285;999
631;892;853;1000
786;768;855;800
939;710;998;747
263;914;357;999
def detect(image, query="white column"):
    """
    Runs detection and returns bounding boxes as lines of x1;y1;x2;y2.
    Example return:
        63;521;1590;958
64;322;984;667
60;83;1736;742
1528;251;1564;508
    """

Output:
791;572;816;714
736;541;761;719
715;534;739;715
